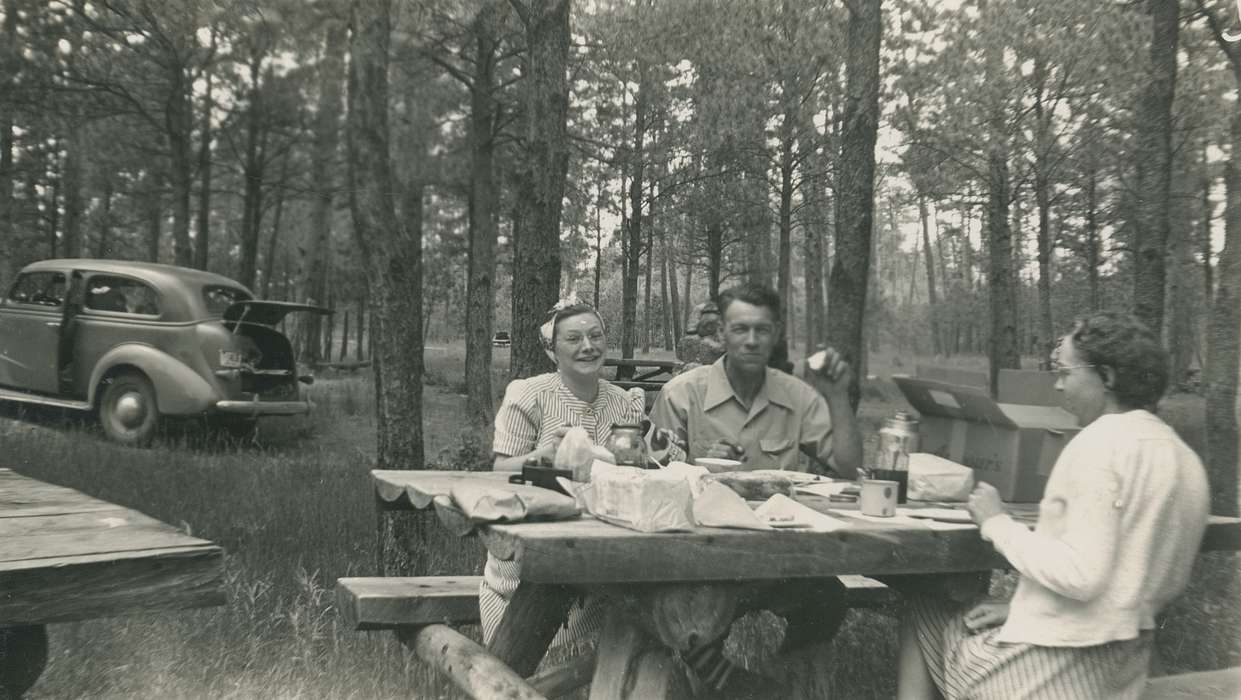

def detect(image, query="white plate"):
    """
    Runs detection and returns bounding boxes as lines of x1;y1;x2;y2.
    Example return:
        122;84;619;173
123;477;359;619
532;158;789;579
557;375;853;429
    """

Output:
900;507;973;523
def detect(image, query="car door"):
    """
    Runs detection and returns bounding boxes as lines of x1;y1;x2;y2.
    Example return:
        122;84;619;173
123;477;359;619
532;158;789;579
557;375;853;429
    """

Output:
0;270;68;393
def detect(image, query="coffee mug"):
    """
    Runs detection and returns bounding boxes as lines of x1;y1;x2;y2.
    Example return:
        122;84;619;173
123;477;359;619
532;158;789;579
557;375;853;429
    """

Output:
859;479;899;517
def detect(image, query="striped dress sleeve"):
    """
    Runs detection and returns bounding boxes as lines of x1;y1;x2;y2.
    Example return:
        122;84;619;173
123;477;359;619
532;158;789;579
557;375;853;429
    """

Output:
492;377;541;457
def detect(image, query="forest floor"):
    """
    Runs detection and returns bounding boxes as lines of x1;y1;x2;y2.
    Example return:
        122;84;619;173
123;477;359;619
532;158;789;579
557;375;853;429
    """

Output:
3;343;1238;699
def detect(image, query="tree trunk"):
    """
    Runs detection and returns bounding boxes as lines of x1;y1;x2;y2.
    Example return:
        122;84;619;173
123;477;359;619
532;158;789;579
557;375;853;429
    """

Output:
1131;0;1178;338
918;194;942;354
666;233;681;342
143;169;161;262
166;62;194;268
706;221;722;300
238;58;267;290
194;51;214;271
1206;99;1240;517
464;2;500;434
509;0;571;379
1033;68;1055;366
643;191;654;354
0;0;16;287
304;19;347;362
94;181;112;258
356;292;366;360
61;128;84;258
1085;159;1101;310
261;150;291;299
826;0;881;411
623;65;648;361
594;182;605;305
347;0;424;471
682;259;693;328
660;239;673;350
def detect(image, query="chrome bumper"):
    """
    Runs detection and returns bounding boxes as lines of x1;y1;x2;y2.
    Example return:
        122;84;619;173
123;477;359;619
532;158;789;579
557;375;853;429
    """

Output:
214;400;313;416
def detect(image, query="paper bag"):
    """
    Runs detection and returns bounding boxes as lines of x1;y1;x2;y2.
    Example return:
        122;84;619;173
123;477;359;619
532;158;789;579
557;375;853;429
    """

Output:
908;453;975;502
450;481;579;523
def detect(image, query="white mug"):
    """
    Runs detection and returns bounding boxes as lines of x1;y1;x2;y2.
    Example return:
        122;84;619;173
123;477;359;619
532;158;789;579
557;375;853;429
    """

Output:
860;479;899;517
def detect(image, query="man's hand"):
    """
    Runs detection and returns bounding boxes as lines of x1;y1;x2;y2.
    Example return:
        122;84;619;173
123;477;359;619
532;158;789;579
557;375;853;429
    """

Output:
966;482;1005;525
704;439;745;460
963;600;1010;634
803;346;853;400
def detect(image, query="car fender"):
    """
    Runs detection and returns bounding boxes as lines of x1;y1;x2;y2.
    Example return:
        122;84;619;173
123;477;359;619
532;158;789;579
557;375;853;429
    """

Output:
88;343;219;415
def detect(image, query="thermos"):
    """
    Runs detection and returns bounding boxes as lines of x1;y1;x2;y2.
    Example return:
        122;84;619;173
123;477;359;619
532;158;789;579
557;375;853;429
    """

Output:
873;411;919;504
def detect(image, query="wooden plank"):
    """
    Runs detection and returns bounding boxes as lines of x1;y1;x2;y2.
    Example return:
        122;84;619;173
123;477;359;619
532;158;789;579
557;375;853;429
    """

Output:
481;515;1241;586
335;576;482;630
604;359;681;371
610;381;667;393
398;624;546;700
0;469;118;518
0;545;224;624
0;510;216;564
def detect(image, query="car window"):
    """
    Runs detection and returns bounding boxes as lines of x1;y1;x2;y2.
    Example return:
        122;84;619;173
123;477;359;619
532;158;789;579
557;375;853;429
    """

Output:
202;285;252;316
85;275;161;315
6;272;67;307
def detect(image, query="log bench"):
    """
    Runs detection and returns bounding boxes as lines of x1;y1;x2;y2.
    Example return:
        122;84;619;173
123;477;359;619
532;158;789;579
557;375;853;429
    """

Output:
335;574;898;698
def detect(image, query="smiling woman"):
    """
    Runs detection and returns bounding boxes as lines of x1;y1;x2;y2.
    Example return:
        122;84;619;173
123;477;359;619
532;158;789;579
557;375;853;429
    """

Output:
481;300;648;648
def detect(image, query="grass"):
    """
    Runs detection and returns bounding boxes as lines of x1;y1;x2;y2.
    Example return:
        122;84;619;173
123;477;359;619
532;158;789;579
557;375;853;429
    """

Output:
4;345;1238;698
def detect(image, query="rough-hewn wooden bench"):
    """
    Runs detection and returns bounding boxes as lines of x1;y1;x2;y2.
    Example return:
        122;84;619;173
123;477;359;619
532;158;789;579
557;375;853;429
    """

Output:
336;576;593;699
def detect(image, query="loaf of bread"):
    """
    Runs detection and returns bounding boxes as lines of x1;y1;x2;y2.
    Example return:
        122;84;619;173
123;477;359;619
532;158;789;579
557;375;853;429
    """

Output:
703;471;795;501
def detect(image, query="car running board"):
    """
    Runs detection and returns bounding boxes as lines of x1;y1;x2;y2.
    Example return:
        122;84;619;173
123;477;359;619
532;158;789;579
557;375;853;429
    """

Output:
0;387;92;411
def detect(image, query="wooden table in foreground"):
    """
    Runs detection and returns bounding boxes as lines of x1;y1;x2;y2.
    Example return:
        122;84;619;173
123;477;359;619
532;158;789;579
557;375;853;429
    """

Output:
374;469;1241;699
0;468;225;697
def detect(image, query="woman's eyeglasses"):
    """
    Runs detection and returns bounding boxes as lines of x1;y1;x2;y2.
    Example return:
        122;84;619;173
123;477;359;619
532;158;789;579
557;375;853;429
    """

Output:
1050;363;1096;378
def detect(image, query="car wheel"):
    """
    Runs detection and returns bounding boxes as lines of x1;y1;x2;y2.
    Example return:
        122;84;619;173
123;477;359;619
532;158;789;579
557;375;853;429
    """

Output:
99;372;159;446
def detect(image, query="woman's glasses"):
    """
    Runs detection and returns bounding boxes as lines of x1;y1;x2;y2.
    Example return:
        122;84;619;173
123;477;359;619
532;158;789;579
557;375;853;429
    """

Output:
1050;362;1096;378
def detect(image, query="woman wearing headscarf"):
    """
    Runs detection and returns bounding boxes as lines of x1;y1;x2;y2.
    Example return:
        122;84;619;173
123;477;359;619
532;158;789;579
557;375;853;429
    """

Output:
482;300;659;646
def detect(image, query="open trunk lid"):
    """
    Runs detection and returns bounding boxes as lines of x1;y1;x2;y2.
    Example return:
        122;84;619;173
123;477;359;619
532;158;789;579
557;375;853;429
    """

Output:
222;300;332;328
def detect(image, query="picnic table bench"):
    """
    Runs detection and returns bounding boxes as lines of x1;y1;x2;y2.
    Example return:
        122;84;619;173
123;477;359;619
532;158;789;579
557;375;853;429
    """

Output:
340;470;1241;699
0;468;225;698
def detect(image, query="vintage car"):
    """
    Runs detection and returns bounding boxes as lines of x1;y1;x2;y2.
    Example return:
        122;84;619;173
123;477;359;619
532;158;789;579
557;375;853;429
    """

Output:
0;259;330;445
491;330;511;348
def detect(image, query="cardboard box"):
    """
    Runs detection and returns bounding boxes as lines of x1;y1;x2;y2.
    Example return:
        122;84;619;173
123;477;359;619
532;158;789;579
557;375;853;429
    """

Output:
892;376;1081;502
914;365;989;390
997;369;1060;407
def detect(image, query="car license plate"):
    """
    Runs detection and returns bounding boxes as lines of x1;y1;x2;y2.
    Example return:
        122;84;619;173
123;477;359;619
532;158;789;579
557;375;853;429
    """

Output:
219;349;243;368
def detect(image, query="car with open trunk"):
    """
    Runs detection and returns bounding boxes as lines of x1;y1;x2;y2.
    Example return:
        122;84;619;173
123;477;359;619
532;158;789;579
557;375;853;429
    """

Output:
0;259;330;445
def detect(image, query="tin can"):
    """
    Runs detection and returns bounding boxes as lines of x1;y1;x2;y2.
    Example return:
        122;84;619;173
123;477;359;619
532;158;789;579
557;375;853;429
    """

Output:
873;411;919;503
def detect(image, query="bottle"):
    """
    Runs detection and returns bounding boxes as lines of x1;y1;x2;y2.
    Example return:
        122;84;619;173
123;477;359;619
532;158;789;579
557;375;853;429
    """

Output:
872;411;919;504
607;424;649;468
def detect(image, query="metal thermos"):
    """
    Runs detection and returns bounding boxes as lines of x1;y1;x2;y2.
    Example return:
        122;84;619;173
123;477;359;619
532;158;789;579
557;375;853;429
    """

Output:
873;411;919;504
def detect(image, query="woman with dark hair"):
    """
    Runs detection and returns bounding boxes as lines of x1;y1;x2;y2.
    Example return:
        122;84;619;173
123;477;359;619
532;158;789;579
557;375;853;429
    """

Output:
481;300;650;645
897;311;1210;700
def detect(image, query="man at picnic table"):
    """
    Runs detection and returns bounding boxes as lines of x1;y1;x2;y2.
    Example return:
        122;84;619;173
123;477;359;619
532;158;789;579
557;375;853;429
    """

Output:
648;282;864;689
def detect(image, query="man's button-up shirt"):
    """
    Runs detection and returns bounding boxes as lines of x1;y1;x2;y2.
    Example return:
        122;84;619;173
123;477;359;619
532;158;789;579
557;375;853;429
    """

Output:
650;357;835;472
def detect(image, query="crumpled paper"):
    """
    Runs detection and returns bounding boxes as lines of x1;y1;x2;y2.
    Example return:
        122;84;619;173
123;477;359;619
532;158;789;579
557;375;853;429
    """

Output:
449;481;579;523
754;494;849;531
693;481;771;530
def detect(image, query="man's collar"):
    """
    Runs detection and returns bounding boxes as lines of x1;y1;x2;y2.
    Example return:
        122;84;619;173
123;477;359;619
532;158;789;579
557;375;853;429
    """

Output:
704;356;796;411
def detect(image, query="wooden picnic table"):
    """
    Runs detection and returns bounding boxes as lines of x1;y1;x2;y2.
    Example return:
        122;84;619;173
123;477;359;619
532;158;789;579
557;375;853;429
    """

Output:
372;469;1241;698
0;468;225;697
603;357;681;383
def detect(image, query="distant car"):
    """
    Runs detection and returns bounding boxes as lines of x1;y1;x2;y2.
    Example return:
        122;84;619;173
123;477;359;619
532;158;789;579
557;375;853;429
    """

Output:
492;331;511;347
0;259;330;445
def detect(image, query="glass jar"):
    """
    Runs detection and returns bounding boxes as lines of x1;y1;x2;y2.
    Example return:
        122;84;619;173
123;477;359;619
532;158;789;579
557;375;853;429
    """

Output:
607;424;648;468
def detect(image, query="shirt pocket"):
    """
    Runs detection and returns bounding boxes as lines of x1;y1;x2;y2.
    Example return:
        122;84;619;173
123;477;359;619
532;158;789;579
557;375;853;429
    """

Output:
759;437;796;463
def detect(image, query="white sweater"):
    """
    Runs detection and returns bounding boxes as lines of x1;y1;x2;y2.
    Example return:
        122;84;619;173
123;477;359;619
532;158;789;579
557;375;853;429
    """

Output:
980;410;1210;647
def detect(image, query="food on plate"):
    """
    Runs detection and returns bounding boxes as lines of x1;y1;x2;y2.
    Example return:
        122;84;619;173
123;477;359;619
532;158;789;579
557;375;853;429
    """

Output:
703;471;795;501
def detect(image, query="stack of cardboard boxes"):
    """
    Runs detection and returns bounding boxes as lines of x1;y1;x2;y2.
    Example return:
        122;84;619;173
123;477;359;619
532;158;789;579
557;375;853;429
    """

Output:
893;369;1079;502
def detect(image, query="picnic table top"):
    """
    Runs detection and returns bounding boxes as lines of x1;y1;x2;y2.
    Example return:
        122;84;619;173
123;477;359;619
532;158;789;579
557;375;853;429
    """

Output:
0;468;226;625
372;469;1241;585
602;357;681;369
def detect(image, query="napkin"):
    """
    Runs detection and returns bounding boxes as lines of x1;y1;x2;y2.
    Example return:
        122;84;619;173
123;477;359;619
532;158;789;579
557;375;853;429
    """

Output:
795;481;856;499
755;494;849;532
693;481;771;530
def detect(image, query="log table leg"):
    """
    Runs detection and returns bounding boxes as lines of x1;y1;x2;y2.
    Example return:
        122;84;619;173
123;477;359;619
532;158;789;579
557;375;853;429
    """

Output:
589;610;693;700
488;581;575;678
0;625;47;700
